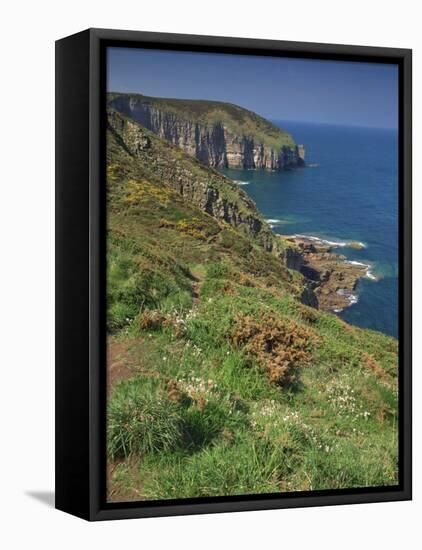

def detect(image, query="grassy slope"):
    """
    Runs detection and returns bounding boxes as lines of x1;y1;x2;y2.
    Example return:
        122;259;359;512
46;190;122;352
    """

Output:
108;92;296;151
106;119;398;502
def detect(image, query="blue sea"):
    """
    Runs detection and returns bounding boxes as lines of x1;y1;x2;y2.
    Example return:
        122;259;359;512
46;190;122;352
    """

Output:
221;121;398;338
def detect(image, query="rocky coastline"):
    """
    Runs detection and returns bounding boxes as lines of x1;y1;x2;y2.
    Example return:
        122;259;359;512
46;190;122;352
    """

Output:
108;104;374;318
280;235;374;313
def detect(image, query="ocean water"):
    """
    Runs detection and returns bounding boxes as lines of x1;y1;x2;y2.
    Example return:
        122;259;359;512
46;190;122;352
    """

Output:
221;121;398;338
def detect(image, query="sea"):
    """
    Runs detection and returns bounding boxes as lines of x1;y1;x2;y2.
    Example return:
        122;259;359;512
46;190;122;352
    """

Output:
220;121;398;338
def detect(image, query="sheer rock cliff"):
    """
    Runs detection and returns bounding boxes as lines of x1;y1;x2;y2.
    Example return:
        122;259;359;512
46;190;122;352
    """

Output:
109;94;305;171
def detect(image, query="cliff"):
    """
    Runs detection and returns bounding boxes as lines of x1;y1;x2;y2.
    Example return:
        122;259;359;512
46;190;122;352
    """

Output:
108;93;305;171
107;108;274;251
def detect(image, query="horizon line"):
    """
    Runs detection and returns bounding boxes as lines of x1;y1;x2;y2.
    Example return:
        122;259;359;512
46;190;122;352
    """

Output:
107;89;398;132
273;118;398;131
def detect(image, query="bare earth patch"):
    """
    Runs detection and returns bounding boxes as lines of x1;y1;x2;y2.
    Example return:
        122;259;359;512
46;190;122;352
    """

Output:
107;340;137;394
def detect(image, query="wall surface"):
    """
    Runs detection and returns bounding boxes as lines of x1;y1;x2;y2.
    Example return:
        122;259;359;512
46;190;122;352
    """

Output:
0;1;419;547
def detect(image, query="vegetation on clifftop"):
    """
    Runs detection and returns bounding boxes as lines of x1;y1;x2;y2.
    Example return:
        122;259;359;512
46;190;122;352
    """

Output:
108;92;297;151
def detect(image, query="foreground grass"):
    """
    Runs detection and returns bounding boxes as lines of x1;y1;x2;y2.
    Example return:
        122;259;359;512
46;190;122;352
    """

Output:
107;275;398;501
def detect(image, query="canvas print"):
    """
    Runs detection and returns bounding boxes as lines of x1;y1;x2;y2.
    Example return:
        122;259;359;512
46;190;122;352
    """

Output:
105;47;399;503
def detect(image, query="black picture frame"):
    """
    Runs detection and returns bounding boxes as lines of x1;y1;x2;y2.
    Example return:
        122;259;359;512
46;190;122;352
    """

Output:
55;28;412;521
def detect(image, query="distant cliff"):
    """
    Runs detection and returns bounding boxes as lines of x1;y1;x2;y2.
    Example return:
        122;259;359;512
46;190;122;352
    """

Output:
109;93;305;171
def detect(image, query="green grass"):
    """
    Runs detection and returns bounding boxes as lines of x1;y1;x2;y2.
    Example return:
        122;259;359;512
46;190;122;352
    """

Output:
107;284;398;499
107;377;183;459
105;112;399;502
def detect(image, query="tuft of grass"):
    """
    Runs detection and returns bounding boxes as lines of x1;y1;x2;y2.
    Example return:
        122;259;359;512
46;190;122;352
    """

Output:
107;378;183;459
140;432;288;499
205;261;231;279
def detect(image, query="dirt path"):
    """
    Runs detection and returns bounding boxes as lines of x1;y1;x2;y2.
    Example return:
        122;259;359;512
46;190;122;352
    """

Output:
107;340;138;394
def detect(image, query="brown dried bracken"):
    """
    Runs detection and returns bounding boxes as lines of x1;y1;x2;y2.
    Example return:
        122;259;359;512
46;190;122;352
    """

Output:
296;304;318;324
238;273;255;287
167;379;183;403
139;309;172;331
361;352;391;384
231;313;320;386
139;309;186;337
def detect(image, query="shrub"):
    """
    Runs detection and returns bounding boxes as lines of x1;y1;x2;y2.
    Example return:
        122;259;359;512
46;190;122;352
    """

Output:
160;290;192;314
219;228;252;255
138;309;172;331
231;313;320;386
200;278;236;299
296;304;318;324
238;273;254;287
138;308;189;338
361;352;392;385
206;261;230;279
107;379;183;459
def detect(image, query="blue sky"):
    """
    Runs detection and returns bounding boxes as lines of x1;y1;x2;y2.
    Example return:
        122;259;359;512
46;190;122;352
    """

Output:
107;47;398;129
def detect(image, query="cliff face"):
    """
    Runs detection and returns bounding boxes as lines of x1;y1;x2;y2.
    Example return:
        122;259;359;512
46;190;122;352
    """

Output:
107;109;274;251
109;94;305;171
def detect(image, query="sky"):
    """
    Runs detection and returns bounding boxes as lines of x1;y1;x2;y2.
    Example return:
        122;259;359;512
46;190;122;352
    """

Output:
107;47;398;129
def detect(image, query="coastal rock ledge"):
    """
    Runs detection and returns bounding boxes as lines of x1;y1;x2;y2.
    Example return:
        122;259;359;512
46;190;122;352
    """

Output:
280;236;369;313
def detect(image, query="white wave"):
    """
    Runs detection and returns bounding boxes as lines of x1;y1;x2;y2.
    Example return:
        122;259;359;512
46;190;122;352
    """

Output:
233;180;250;186
266;218;284;228
292;234;347;247
345;260;368;267
336;288;359;306
345;260;378;281
336;288;348;296
326;239;366;249
291;234;366;250
366;269;377;281
349;294;359;305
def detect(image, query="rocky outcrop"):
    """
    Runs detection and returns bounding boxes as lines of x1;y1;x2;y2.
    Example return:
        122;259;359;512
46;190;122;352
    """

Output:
280;236;371;313
280;245;305;271
109;95;305;171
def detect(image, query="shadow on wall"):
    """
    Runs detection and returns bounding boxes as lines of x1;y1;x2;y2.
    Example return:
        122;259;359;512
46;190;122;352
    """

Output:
26;491;55;508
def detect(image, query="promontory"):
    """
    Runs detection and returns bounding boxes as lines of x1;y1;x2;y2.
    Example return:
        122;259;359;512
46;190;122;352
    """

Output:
108;93;305;171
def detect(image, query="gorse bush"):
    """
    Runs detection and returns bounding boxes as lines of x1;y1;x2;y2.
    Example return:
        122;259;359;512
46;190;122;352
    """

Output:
231;313;321;386
107;379;183;459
